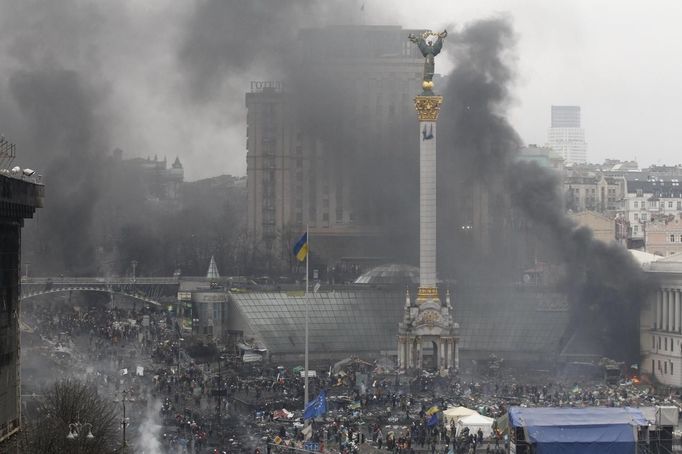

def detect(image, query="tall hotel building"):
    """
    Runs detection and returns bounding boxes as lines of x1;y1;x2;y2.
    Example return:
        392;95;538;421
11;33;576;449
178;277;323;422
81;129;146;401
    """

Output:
547;105;587;164
246;25;424;265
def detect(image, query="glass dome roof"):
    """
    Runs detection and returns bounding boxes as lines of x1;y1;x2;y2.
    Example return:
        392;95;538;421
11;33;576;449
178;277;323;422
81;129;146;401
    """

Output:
354;263;419;285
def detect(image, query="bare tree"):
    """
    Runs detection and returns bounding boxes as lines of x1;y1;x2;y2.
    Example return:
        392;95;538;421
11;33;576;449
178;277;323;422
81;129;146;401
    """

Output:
22;380;119;454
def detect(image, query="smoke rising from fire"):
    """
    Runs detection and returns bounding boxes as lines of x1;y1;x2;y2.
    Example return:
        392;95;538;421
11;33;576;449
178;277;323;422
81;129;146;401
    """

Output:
0;1;651;359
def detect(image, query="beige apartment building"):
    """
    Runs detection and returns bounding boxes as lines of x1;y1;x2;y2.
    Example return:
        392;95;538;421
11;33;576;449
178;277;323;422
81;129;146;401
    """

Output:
646;220;682;257
565;173;627;214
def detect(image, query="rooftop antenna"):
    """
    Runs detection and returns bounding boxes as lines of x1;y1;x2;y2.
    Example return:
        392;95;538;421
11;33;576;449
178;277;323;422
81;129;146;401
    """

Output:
0;135;16;169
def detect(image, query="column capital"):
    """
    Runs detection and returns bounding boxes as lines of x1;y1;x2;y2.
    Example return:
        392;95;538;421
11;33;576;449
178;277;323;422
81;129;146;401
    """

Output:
414;95;443;121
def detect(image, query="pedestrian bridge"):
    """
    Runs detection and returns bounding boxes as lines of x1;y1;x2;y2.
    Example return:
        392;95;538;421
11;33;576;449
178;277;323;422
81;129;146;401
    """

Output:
20;276;181;306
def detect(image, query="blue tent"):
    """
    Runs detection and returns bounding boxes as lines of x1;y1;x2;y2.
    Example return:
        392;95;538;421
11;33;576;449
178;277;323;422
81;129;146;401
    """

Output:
508;407;649;454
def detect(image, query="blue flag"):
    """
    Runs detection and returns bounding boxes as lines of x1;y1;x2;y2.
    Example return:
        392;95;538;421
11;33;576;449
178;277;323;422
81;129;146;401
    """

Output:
303;390;327;420
427;412;439;427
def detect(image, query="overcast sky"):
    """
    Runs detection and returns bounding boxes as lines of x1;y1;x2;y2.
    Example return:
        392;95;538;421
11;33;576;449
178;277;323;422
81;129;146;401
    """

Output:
3;0;681;180
248;0;682;177
386;0;682;169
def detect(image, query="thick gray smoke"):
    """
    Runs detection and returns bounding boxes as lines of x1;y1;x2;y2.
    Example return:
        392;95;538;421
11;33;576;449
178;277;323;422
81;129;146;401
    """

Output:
437;18;651;361
438;19;522;280
508;161;652;361
0;1;250;275
177;0;418;263
178;0;315;102
179;6;650;361
0;1;649;358
137;399;163;454
9;69;107;274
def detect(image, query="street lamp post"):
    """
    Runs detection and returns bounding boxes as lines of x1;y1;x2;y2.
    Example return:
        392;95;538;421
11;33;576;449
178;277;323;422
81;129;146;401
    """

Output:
217;355;225;420
177;337;184;377
120;390;129;449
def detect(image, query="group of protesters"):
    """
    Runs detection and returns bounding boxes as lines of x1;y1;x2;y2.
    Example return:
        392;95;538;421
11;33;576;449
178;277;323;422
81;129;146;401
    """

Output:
20;298;682;453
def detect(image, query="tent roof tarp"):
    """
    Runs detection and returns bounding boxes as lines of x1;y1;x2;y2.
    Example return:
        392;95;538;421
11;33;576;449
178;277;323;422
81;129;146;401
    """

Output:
509;407;649;454
456;413;495;438
508;407;649;428
458;414;494;425
443;406;478;421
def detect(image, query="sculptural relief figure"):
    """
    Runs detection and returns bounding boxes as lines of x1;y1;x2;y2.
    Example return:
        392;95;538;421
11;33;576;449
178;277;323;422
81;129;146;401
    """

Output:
408;30;447;93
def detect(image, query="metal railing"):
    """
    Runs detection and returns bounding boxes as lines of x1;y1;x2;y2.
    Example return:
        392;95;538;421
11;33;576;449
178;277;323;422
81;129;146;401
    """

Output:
20;277;180;285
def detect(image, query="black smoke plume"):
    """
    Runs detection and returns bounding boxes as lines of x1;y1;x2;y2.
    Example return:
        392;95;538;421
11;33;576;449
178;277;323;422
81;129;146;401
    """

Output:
0;1;651;359
179;6;650;360
9;69;106;274
438;18;651;361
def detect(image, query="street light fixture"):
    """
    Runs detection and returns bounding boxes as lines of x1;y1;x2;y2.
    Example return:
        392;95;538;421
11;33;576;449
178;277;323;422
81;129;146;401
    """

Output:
120;390;129;448
66;422;95;440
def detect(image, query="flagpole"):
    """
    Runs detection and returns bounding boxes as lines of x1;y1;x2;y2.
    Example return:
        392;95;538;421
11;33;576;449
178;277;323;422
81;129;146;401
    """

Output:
304;224;309;409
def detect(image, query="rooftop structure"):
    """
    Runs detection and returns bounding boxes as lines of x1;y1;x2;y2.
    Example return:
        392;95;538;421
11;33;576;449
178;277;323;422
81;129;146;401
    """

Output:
551;105;581;128
206;256;220;281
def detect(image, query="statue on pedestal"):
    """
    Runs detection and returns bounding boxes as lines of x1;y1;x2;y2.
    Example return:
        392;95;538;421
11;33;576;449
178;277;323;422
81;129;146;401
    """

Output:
408;30;447;94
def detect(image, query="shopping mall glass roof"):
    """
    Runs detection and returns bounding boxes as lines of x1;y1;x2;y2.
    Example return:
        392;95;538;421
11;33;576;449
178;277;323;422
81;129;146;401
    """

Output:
230;289;403;356
229;286;571;360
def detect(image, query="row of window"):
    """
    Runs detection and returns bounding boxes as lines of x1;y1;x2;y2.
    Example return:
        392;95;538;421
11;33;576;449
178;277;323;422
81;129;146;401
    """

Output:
654;359;674;376
652;335;682;353
633;200;682;209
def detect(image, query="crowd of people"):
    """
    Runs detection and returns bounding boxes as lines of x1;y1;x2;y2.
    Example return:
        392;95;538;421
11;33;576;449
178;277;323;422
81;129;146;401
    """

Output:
225;358;682;454
21;299;246;452
19;298;682;453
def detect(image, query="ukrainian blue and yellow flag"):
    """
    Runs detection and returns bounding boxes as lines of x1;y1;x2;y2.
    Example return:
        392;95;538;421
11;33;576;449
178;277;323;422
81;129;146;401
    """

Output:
293;232;308;262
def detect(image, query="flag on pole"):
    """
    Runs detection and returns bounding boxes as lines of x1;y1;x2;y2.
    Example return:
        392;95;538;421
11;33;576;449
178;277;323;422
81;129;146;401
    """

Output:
427;412;439;427
303;390;327;420
301;424;313;440
293;232;308;262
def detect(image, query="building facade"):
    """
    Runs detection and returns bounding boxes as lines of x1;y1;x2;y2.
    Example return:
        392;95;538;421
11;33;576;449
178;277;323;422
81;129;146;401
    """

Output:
245;25;424;267
548;105;587;164
517;144;564;171
0;173;43;442
645;221;682;257
113;149;184;204
641;254;682;386
622;179;682;250
565;173;626;213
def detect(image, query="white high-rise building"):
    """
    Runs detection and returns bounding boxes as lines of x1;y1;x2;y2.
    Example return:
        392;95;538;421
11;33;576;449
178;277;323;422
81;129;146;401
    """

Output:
547;105;587;164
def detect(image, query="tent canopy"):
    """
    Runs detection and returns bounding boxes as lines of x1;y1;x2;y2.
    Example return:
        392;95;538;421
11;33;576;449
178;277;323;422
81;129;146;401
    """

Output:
508;407;649;454
443;406;478;422
456;413;495;438
508;407;649;428
459;414;494;425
